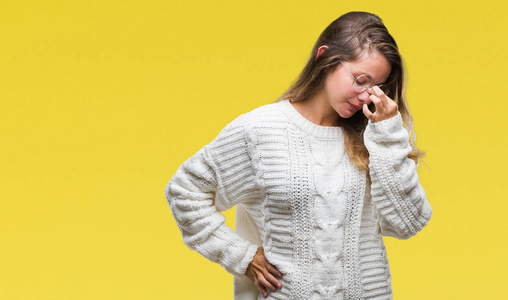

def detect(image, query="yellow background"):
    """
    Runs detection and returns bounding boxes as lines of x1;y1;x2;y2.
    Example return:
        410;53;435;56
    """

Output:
1;0;506;299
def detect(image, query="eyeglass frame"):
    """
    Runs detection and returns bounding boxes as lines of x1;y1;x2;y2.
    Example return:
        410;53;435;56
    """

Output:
339;61;388;94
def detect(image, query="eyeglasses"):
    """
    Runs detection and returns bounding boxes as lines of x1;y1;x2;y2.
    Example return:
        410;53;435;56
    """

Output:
340;61;389;94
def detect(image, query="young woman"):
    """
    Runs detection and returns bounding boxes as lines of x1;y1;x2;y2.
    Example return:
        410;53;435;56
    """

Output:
165;11;432;300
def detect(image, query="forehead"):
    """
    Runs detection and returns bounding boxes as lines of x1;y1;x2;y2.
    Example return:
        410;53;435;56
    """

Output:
348;51;391;83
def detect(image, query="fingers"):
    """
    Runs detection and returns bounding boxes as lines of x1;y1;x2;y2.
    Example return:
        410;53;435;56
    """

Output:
245;247;283;298
258;261;282;293
266;263;283;280
367;88;384;114
254;269;281;298
362;103;374;121
365;86;398;123
264;269;283;290
371;86;389;107
254;281;269;298
258;273;277;292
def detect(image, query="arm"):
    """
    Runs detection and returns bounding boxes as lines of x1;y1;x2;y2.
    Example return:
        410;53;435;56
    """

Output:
364;112;432;239
165;117;260;276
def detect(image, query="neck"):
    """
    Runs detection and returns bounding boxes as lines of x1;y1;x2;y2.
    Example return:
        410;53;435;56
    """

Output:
290;92;340;127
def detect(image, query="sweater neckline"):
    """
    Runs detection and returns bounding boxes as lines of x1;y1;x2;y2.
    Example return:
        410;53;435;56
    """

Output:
278;100;344;140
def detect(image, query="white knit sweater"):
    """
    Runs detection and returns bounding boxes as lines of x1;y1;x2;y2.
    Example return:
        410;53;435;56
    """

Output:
165;100;432;300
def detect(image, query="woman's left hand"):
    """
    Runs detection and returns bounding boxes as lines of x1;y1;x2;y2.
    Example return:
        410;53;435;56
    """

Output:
362;86;398;123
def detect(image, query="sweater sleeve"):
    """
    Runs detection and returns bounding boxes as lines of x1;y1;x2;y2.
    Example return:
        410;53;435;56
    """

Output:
165;115;261;276
363;112;432;240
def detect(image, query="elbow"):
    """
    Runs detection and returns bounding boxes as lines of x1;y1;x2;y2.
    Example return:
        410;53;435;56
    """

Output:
165;181;174;205
381;204;432;240
381;225;415;240
382;224;426;240
397;222;430;240
412;200;433;237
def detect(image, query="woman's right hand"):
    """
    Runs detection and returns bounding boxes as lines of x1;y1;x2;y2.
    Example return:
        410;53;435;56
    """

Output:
245;247;283;298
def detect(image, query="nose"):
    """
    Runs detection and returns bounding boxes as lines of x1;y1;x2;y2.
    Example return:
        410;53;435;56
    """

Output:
357;89;371;104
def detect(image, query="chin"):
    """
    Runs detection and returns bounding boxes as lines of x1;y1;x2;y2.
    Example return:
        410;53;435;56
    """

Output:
338;111;355;119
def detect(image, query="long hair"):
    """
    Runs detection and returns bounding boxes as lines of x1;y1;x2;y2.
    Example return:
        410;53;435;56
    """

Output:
278;11;423;171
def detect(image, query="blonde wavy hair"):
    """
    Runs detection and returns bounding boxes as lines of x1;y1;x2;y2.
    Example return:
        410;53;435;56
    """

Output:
277;11;424;171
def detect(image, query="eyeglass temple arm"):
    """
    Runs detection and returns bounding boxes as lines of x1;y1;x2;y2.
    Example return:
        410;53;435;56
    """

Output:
340;61;356;80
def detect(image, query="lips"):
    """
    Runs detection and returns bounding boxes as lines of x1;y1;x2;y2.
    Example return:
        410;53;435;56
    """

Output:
348;102;361;110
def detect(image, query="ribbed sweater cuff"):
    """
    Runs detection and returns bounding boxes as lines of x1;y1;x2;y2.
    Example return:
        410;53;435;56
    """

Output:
234;244;259;277
365;112;403;140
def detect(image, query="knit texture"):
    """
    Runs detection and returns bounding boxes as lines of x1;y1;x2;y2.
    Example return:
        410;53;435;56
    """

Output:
165;100;432;300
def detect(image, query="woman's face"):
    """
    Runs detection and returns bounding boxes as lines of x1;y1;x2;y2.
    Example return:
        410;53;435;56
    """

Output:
322;51;392;119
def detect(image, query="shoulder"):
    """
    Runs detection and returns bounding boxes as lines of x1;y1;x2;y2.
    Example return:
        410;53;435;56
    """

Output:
206;101;287;148
236;100;287;124
220;100;288;132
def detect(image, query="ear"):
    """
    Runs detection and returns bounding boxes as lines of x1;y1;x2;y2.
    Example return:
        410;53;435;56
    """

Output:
316;45;329;59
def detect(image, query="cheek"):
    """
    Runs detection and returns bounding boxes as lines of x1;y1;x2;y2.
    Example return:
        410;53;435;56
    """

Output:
333;84;355;101
335;79;355;98
327;79;346;95
324;70;356;101
342;86;356;98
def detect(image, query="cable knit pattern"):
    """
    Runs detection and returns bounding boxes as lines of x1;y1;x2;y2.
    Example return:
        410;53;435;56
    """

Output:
310;138;347;300
165;100;432;300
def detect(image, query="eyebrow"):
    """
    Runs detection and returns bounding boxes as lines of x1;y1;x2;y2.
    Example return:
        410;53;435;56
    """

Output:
355;69;385;85
355;69;373;78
